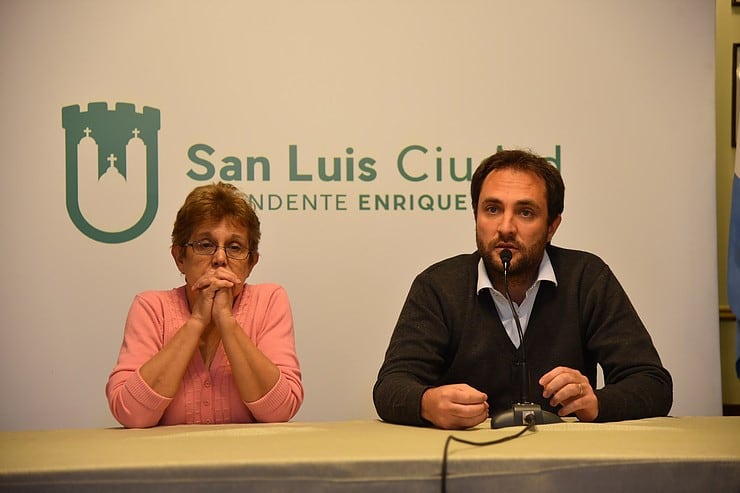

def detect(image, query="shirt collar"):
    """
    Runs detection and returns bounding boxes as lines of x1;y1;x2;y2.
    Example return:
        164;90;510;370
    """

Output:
477;249;557;294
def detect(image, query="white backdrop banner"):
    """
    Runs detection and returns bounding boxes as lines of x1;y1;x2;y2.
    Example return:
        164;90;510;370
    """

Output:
0;0;719;430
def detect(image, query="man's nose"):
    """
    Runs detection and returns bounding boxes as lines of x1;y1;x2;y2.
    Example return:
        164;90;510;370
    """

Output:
497;212;517;238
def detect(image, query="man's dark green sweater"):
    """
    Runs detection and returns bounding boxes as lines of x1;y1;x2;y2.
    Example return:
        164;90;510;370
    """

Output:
373;245;673;426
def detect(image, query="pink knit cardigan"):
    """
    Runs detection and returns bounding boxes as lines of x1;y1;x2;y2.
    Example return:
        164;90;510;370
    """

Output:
106;283;303;428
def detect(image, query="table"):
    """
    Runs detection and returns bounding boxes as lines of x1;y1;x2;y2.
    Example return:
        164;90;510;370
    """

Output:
1;417;739;492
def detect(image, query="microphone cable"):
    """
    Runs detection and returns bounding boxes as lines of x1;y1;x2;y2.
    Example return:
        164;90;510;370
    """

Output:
501;249;526;362
440;415;537;493
501;248;530;404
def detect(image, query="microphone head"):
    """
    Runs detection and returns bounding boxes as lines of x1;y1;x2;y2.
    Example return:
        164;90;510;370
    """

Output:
499;249;513;267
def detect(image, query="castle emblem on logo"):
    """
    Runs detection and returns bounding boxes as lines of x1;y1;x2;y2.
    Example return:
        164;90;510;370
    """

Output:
62;102;160;243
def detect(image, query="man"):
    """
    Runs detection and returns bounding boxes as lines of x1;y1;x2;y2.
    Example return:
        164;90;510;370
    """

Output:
373;149;673;429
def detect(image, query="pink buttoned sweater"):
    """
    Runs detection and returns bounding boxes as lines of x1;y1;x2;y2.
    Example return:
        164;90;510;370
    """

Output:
106;283;303;428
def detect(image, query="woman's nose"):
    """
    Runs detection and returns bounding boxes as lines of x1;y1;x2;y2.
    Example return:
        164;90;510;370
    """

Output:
211;247;228;266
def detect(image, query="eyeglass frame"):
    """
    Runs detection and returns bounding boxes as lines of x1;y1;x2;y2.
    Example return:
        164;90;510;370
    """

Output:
182;240;253;260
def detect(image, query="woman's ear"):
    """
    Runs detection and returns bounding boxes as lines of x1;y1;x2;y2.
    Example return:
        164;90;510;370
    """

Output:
244;252;260;277
171;245;185;272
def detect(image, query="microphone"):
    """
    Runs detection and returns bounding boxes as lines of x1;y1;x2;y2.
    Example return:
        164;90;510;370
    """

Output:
491;249;563;428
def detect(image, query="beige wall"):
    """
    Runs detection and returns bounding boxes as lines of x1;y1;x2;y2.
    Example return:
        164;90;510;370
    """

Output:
0;1;720;430
716;2;740;406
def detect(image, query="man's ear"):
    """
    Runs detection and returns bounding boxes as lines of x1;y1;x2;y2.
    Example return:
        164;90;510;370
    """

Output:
547;215;562;243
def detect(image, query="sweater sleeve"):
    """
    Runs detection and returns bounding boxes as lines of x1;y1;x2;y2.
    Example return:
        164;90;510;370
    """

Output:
241;285;304;422
105;293;173;428
373;272;450;426
581;263;673;422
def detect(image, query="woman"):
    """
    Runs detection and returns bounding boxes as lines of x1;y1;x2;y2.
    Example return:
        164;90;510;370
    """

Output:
106;182;303;427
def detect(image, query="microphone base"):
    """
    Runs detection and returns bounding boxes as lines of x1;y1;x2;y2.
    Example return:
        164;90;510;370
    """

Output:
491;403;563;429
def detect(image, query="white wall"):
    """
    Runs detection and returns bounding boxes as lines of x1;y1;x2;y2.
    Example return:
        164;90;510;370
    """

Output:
0;0;720;430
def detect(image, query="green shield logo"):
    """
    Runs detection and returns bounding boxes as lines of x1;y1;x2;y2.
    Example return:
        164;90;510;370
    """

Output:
62;102;160;243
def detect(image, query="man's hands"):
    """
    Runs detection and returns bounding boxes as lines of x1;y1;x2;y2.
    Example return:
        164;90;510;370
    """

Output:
421;384;489;430
420;366;599;430
539;366;598;422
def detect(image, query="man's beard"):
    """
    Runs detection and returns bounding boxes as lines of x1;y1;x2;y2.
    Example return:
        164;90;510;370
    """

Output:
477;234;549;285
